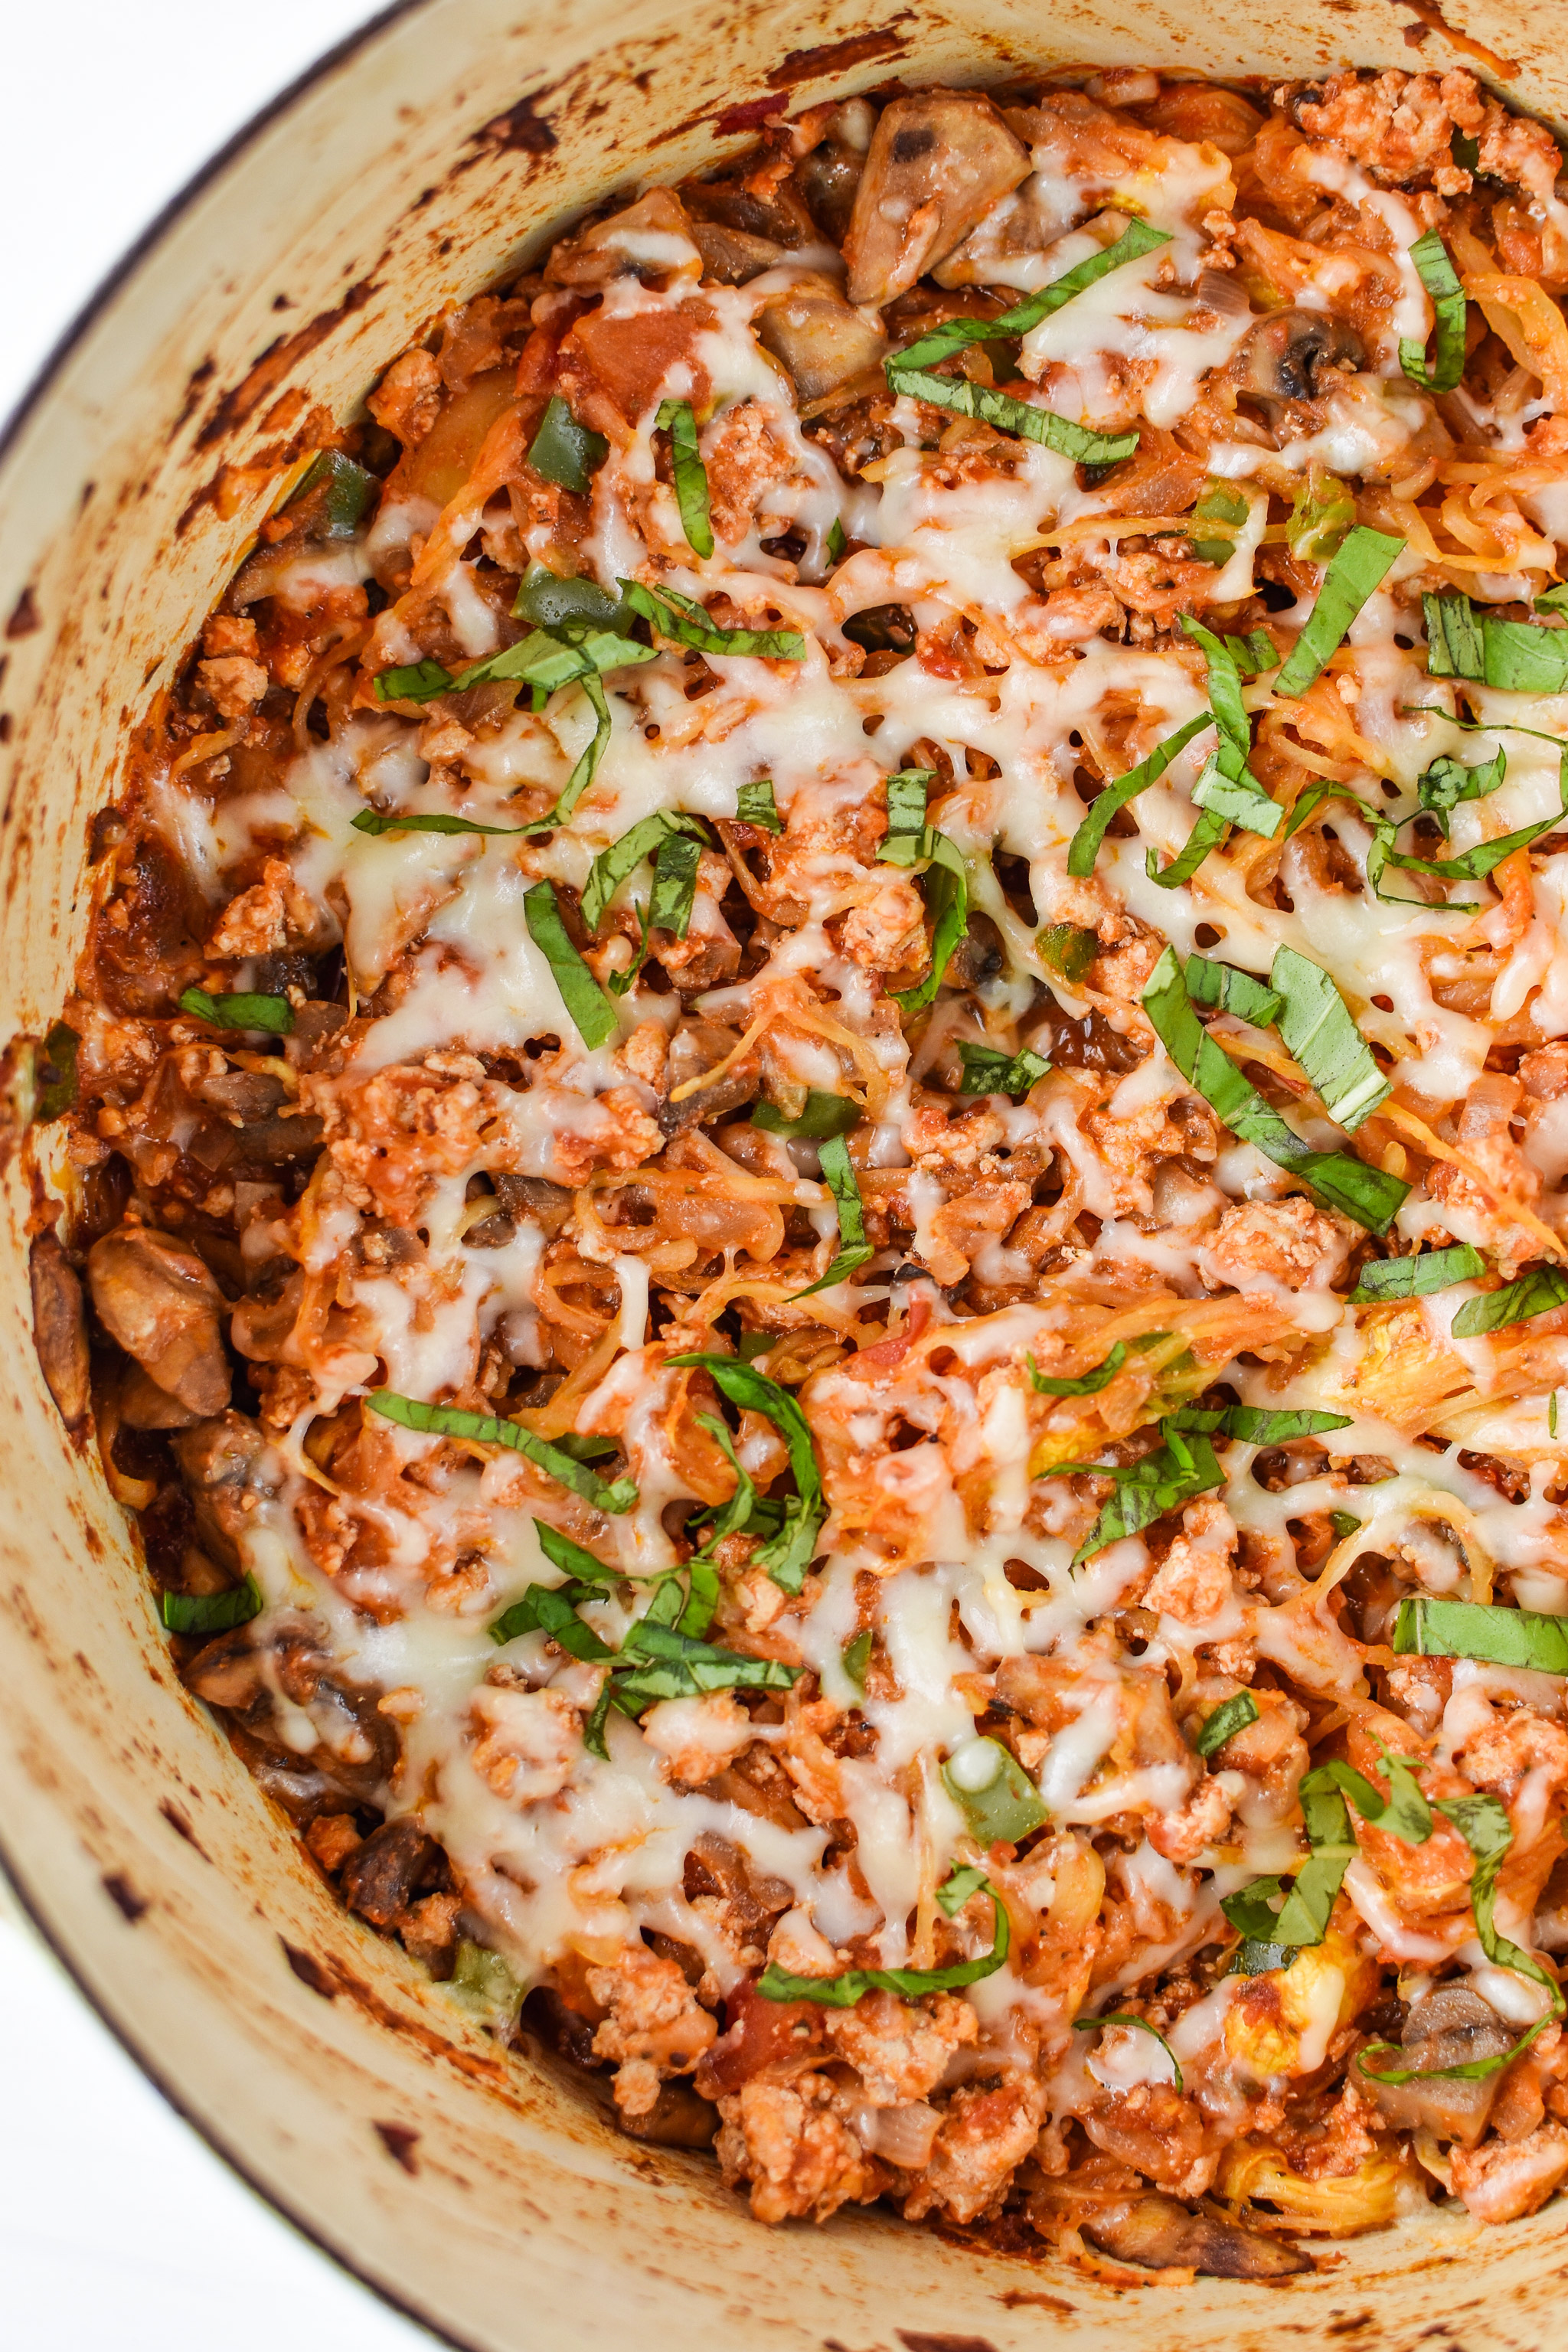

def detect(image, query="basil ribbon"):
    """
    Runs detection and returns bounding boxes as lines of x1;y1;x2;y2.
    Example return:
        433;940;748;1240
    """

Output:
178;987;295;1035
367;1390;638;1512
756;1866;1009;2006
656;398;714;560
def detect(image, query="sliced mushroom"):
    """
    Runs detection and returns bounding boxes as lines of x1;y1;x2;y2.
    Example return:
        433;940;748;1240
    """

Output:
1364;1985;1514;2149
756;276;887;403
30;1233;89;1426
614;2079;720;2148
183;1625;267;1710
493;1173;574;1234
691;221;791;286
661;1019;760;1137
843;91;1032;307
341;1818;446;1929
1082;2193;1311;2277
172;1410;276;1571
1239;309;1365;401
544;188;701;289
87;1225;231;1416
799;99;875;243
119;1361;204;1432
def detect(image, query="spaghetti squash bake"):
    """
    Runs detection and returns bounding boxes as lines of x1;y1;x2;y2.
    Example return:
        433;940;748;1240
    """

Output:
34;60;1568;2269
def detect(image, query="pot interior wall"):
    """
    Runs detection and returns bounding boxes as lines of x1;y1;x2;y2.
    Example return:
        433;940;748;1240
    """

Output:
2;0;1567;2344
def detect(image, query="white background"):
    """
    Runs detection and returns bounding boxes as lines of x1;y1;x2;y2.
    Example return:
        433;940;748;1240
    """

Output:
2;8;439;2344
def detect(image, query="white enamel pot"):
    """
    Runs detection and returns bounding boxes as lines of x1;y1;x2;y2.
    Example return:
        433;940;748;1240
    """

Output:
3;1;1568;2343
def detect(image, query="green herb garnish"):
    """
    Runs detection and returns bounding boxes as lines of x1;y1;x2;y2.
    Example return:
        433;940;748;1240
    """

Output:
1349;1244;1485;1302
656;397;714;560
1399;230;1467;394
162;1573;264;1635
619;577;805;659
956;1041;1050;1099
1450;1266;1568;1338
756;1865;1010;2006
791;1132;873;1298
367;1390;638;1511
1067;712;1211;878
1193;1692;1259;1759
178;986;296;1035
523;880;619;1051
667;1353;826;1593
1275;527;1404;699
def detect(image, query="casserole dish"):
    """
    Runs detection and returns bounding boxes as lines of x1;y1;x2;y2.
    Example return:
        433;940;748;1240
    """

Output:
5;0;1568;2343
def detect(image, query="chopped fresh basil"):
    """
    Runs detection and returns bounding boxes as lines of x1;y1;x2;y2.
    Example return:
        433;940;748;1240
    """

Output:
1061;1423;1227;1566
1171;1402;1352;1444
884;766;935;837
1424;592;1568;693
878;826;969;1013
688;1411;782;1563
735;778;782;832
889;217;1170;375
528;394;609;494
1193;1691;1259;1758
1451;1265;1568;1338
1037;923;1098;983
1073;2011;1183;2090
374;659;455;703
1224;1753;1431;1960
1147;806;1227;890
667;1353;826;1593
647;828;703;939
942;1736;1048;1844
1555;1390;1562;1440
843;1628;873;1690
1367;788;1567;909
1179;616;1254;770
1027;1341;1126;1398
1275;526;1404;698
1287;473;1355;564
452;620;652;700
523;880;619;1051
751;1089;861;1140
1393;1592;1568;1674
1482;613;1568;694
825;518;847;564
1424;591;1485;681
884;358;1140;464
351;807;532;838
162;1573;264;1635
1361;1791;1563;2085
610;1611;801;1712
606;900;652;998
756;1867;1010;2005
1538;584;1568;616
178;986;295;1036
1418;746;1506;835
1349;1244;1486;1302
535;1520;619;1579
1067;711;1211;879
581;810;710;931
1184;956;1282;1027
656;397;714;560
1190;753;1281;838
366;1390;638;1512
956;1041;1050;1099
1399;230;1467;394
791;1132;873;1298
1269;946;1389;1132
488;1578;615;1660
1142;948;1410;1233
1330;1511;1362;1543
287;449;377;538
618;577;805;659
33;1021;79;1122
